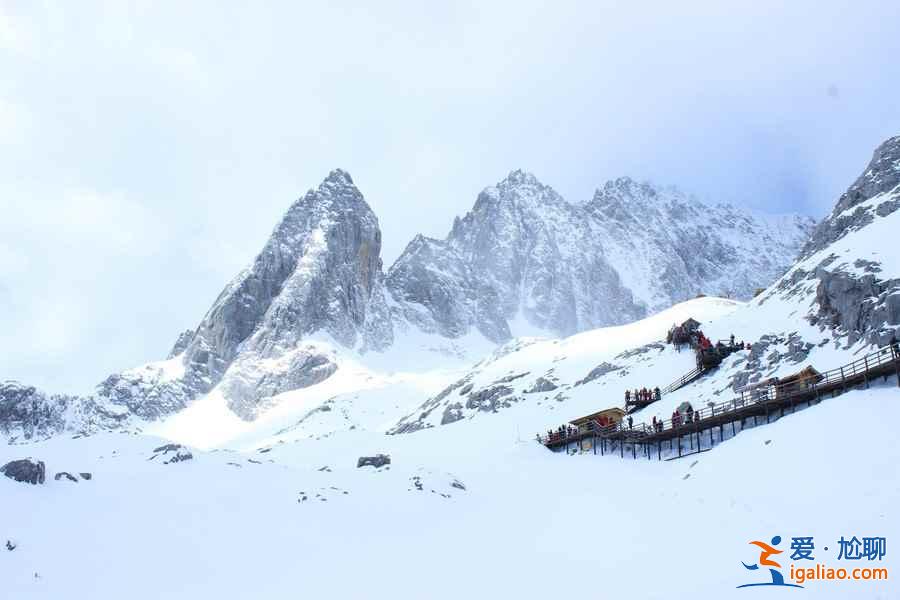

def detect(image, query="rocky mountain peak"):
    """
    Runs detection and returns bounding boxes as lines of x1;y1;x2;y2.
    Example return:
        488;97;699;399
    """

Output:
318;168;356;193
801;135;900;259
168;168;393;418
500;169;541;188
468;170;562;215
591;177;688;209
833;135;900;216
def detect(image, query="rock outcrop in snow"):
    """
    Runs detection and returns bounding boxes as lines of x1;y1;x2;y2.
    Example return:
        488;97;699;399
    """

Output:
767;135;900;348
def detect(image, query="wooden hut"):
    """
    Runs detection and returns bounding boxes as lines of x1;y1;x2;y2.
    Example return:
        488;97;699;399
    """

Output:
669;318;702;345
681;318;701;332
571;407;626;429
775;366;823;397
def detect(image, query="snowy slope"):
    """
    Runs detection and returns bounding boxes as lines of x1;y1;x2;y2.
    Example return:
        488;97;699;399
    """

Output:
3;383;898;599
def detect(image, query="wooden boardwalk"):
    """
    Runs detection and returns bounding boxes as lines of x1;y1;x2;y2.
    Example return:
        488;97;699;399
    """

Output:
625;339;741;413
543;344;900;459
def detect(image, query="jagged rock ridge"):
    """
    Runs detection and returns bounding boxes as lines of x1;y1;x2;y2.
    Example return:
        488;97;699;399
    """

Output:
387;170;813;339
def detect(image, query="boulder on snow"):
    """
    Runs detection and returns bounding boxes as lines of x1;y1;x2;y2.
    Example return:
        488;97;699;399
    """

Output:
151;443;194;464
153;443;182;453
525;376;558;394
357;454;391;469
54;471;78;482
79;472;92;480
1;458;46;485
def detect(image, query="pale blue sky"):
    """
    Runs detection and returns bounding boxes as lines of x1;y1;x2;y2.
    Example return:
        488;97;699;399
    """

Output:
2;1;899;394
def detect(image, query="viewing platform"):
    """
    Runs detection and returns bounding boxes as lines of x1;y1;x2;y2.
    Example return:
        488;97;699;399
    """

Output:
543;343;900;460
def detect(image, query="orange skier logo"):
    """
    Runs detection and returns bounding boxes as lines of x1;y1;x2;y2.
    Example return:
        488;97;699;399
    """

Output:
737;535;803;589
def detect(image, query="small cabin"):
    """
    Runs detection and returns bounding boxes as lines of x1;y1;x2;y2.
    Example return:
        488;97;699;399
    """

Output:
571;407;626;430
681;318;701;332
668;318;702;344
776;366;823;396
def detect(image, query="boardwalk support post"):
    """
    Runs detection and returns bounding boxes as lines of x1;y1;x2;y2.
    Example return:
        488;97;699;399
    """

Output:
864;356;870;389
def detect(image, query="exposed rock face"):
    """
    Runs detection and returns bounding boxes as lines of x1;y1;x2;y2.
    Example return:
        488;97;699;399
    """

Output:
588;177;815;312
54;471;78;482
7;170;396;428
170;169;393;419
388;171;646;339
0;381;129;442
183;170;391;387
219;348;338;418
774;135;900;347
387;170;812;340
167;330;194;359
801;136;900;258
1;458;46;484
96;371;193;421
386;235;510;342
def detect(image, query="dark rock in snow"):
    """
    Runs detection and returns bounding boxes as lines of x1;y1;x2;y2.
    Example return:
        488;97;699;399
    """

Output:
54;472;78;482
1;459;46;485
151;444;193;464
357;454;391;469
153;443;182;453
79;472;92;480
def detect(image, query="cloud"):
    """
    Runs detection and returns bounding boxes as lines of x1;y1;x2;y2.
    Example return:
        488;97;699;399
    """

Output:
0;9;35;55
1;0;899;393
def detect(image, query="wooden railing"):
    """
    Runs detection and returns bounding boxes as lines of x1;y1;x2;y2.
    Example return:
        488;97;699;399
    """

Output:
661;366;704;395
542;344;900;447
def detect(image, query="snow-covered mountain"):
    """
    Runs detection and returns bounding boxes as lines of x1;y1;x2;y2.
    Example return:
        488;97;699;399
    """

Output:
2;170;397;435
387;136;900;435
176;169;393;420
588;177;815;312
3;137;900;600
387;170;813;341
1;166;813;438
